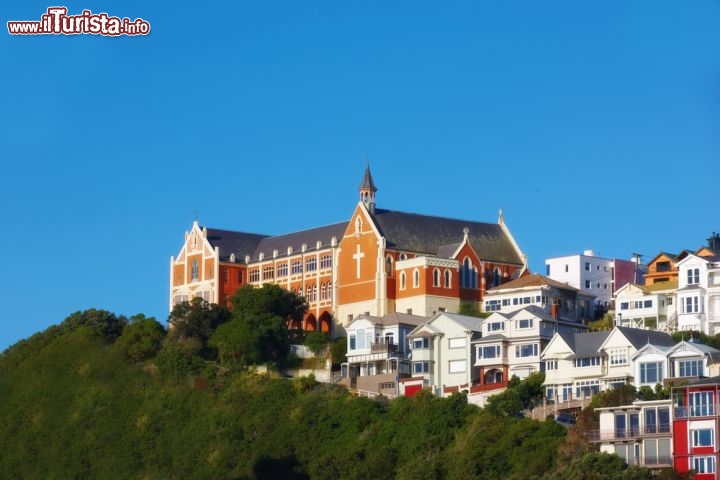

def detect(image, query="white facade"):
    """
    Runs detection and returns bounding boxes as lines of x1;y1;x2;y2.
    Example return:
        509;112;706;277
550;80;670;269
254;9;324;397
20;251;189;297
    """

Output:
675;254;720;335
614;283;677;332
407;312;482;397
169;221;220;309
594;399;673;468
545;252;614;307
342;313;426;396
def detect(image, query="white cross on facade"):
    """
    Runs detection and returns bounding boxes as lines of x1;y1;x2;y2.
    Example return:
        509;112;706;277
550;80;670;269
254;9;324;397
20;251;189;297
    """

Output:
353;244;365;279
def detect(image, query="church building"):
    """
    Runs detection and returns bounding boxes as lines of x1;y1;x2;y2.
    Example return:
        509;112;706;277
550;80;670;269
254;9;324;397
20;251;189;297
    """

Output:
169;167;528;335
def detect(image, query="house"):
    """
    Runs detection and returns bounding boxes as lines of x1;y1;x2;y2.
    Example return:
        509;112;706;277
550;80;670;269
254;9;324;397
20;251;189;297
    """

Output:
339;312;426;397
672;377;720;478
471;305;586;391
590;399;673;469
675;253;720;335
482;273;596;323
643;252;680;286
542;326;675;404
169;167;528;335
544;251;640;311
406;312;483;397
614;282;678;332
542;330;610;404
632;339;720;389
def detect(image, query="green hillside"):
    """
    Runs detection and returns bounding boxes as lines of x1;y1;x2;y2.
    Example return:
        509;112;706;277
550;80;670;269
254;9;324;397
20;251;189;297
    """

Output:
0;296;680;479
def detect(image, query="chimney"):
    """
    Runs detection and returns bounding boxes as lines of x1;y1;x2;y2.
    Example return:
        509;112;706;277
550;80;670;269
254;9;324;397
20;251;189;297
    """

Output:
708;231;720;252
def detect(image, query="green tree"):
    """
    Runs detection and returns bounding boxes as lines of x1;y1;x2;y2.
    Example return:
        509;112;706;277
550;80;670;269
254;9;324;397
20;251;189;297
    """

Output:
458;302;491;318
60;309;128;343
167;297;231;346
485;372;545;417
230;284;306;325
304;331;331;356
329;337;347;366
114;316;166;363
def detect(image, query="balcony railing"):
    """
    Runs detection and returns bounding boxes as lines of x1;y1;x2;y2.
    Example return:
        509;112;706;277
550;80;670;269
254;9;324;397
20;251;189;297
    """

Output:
586;425;671;442
371;342;399;354
623;456;673;467
674;405;718;419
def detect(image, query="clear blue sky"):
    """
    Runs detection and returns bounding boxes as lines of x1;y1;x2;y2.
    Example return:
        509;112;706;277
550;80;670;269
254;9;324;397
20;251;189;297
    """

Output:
2;1;719;351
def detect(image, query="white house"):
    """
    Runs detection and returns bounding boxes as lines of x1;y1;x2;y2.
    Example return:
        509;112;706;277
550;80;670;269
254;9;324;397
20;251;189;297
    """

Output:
542;326;675;404
545;251;640;310
591;399;673;468
632;339;720;389
340;312;426;397
406;312;482;397
614;282;678;332
483;273;596;323
675;253;720;335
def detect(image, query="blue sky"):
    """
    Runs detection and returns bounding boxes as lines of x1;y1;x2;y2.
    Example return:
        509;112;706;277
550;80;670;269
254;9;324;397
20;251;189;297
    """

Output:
2;1;719;351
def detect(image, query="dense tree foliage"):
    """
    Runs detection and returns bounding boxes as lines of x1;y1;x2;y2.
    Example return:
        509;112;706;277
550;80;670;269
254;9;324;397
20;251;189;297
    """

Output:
167;297;231;346
0;309;664;479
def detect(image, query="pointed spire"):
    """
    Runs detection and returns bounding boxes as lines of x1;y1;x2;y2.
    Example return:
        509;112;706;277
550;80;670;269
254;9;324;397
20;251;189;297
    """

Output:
358;164;377;213
359;164;377;192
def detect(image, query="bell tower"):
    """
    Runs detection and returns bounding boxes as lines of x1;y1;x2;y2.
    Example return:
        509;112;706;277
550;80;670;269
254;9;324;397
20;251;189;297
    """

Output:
358;165;377;213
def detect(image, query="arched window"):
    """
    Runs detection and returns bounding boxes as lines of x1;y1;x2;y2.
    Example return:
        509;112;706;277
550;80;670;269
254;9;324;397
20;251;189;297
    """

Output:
320;282;326;301
462;257;477;289
433;268;440;287
385;255;394;276
355;216;362;235
492;267;501;288
444;269;452;288
312;284;317;302
399;253;407;261
413;269;420;288
306;285;312;302
400;272;406;290
191;259;199;282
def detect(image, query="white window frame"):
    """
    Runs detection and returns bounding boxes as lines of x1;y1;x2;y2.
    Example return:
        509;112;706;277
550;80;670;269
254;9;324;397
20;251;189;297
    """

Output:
448;360;466;374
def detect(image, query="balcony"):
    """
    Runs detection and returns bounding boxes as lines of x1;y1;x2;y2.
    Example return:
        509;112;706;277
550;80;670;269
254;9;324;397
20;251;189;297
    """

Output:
674;405;718;419
586;424;671;442
371;342;399;354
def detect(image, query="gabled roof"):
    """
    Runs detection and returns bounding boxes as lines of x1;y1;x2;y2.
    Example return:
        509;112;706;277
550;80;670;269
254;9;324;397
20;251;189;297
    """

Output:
543;331;610;359
614;326;675;350
646;252;677;266
435;312;484;332
508;304;554;321
572;331;611;358
632;342;674;360
206;228;269;262
347;312;427;329
668;340;720;362
249;221;347;262
369;209;524;265
485;273;579;293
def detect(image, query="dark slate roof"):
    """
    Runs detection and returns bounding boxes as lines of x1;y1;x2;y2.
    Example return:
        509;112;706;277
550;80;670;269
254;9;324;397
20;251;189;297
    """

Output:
206;228;269;262
555;331;610;357
437;243;462;258
359;166;377;191
616;326;675;349
573;331;611;357
370;209;524;264
250;222;347;262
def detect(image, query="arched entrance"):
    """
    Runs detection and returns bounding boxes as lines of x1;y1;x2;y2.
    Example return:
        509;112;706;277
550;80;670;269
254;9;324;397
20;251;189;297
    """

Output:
304;313;317;332
319;311;332;333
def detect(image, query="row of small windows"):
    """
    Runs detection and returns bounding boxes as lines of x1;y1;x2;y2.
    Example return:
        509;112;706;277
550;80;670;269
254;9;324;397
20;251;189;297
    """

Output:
485;295;548;312
584;280;608;290
248;255;333;282
289;282;333;303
